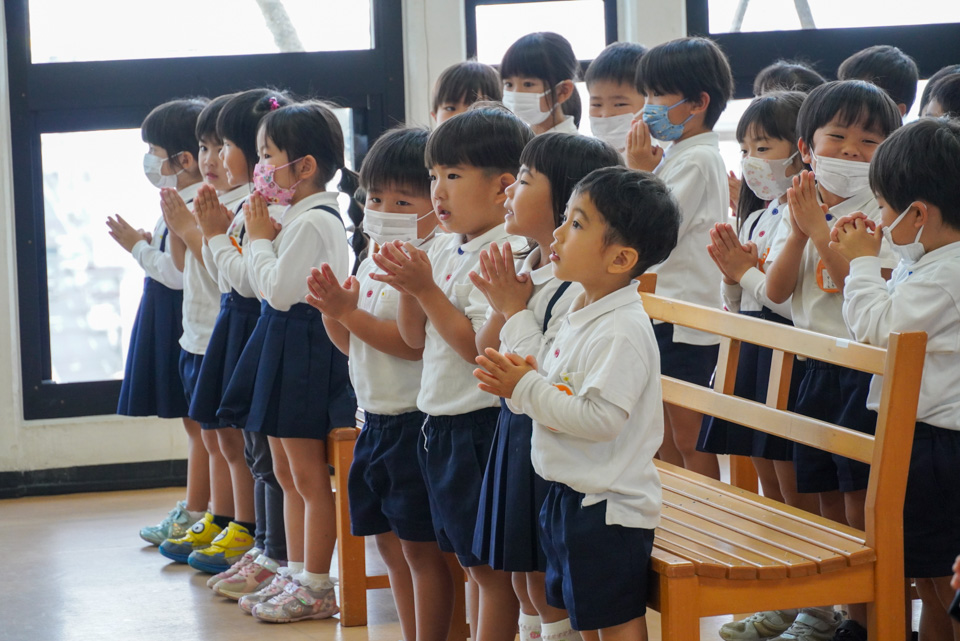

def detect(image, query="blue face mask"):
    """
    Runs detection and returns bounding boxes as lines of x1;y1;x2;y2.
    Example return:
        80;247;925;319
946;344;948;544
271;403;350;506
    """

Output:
641;99;693;141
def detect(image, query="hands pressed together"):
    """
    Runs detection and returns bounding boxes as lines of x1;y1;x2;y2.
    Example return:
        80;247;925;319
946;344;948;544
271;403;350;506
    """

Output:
707;222;759;285
468;242;533;319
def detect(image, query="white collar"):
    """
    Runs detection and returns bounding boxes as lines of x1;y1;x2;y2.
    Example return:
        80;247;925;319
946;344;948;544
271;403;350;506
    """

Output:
545;115;579;135
565;281;642;330
178;181;202;203
219;183;251;208
521;247;555;285
280;191;341;225
458;223;511;254
663;131;720;159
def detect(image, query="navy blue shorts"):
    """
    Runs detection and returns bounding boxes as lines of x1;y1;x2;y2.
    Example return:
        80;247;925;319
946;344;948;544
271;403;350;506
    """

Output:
418;407;500;567
792;360;876;493
178;350;216;430
540;483;655;631
348;411;436;542
904;422;960;578
653;322;719;387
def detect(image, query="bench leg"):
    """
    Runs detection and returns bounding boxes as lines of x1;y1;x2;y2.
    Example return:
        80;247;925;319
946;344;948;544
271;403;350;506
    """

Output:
331;432;368;627
658;575;699;641
867;579;907;641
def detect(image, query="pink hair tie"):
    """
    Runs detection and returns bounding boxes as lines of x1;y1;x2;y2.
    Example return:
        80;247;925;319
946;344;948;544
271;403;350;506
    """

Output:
268;97;280;110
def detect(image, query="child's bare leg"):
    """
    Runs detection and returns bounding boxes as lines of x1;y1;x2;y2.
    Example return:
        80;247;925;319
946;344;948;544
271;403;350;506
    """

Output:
773;460;819;512
580;616;647;641
182;417;210;512
840;490;868;628
752;458;785;502
282;437;335;574
466;564;520;641
376;532;416;641
467;573;480;640
269;437;303;563
818;490;845;522
932;576;960;640
665;404;720;480
217;428;255;523
201;427;233;518
400;541;455;641
526;571;569;624
514;571;537;615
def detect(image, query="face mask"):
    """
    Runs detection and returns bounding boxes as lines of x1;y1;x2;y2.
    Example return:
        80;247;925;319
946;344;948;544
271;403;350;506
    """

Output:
741;152;799;201
143;153;183;189
641;99;693;142
589;112;637;150
502;89;553;126
364;208;435;246
810;150;870;198
881;204;925;265
253;158;305;206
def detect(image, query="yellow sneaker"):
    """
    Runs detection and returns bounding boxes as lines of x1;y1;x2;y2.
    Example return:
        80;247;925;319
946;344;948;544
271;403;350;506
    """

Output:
158;513;222;564
188;522;255;574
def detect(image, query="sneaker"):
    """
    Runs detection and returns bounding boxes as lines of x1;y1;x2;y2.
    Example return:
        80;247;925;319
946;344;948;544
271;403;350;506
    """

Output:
769;611;842;641
139;500;200;546
158;513;221;564
216;555;280;600
721;610;799;640
207;548;260;589
188;522;255;574
252;580;339;623
239;572;292;615
832;620;867;641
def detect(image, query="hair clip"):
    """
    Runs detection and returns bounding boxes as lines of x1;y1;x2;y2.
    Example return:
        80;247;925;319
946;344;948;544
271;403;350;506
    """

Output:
268;97;280;110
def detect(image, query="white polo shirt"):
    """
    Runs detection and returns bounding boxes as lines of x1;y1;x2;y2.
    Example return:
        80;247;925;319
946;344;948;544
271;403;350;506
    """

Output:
544;116;579;135
205;193;284;300
652;131;728;345
514;282;663;529
246;192;349;312
417;224;526;417
843;243;960;431
349;235;436;416
131;181;201;290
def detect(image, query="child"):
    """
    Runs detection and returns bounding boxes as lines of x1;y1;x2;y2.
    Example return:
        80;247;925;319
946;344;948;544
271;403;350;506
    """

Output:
107;97;210;546
832;117;960;641
218;101;359;623
919;64;960;116
628;36;733;479
470;133;622;641
432;60;502;124
473;166;680;640
370;107;533;641
753;60;825;95
501;32;580;135
922;74;960;118
763;80;901;640
837;45;919;116
188;89;294;597
306;126;453;641
584;42;647;153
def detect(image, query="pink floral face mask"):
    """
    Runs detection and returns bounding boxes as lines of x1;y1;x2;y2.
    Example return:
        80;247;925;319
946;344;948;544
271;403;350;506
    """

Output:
253;157;305;206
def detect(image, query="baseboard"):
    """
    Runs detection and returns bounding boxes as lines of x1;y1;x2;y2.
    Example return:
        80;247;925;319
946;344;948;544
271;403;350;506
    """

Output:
0;459;187;499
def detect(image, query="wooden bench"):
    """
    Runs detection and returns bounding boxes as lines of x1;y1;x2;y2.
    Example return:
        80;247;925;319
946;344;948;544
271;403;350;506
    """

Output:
637;276;926;640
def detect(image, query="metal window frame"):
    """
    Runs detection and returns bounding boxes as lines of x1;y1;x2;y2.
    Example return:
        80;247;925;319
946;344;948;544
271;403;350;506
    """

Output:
5;0;405;419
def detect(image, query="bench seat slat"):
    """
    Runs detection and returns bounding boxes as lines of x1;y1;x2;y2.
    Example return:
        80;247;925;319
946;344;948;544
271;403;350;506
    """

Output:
650;547;696;578
653;535;740;579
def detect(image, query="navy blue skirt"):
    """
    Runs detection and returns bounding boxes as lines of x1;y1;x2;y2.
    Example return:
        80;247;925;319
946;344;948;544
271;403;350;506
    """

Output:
189;292;261;425
697;309;801;460
117;278;188;419
217;301;355;439
472;399;549;572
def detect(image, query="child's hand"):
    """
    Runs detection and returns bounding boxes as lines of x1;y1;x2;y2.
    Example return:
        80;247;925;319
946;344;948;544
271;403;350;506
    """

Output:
106;214;150;253
728;170;742;211
369;241;435;297
245;191;281;242
159;188;196;236
195;184;233;239
706;223;758;284
468;242;533;319
787;171;830;242
951;555;960;590
305;264;359;320
474;348;537;399
828;213;881;261
625;119;663;173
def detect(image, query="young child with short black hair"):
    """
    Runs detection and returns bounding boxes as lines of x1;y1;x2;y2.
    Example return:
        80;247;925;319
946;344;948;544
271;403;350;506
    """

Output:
919;64;960;116
584;42;647;153
837;44;919;116
432;60;502;124
831;116;960;641
627;36;733;480
473;166;679;640
922;74;960;118
753;60;826;95
500;32;581;135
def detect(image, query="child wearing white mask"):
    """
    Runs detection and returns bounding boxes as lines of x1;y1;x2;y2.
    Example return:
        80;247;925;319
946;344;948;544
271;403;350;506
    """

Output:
584;42;647;154
501;32;580;136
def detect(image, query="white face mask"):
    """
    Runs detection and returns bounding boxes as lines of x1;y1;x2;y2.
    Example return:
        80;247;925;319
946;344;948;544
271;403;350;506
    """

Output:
502;89;552;126
143;152;183;189
364;208;435;247
741;151;799;201
589;112;637;151
809;150;870;198
881;204;925;265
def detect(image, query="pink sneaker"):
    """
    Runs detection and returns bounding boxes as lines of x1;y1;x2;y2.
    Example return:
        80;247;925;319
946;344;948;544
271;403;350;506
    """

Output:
238;571;291;614
252;580;339;623
216;554;279;600
207;548;259;589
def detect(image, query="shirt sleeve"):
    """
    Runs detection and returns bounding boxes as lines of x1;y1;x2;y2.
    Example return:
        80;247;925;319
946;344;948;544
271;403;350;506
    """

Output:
132;239;183;289
721;281;742;313
207;234;249;293
512;371;629;442
463;283;492;333
500;288;576;360
660;163;707;239
201;242;220;284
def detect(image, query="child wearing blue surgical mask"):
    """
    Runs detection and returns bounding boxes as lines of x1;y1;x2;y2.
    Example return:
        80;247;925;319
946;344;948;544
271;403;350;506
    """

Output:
585;41;647;153
627;37;733;481
501;32;580;136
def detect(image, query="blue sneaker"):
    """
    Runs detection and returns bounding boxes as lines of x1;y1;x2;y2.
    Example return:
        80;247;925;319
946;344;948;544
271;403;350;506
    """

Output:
158;513;221;564
139;500;200;546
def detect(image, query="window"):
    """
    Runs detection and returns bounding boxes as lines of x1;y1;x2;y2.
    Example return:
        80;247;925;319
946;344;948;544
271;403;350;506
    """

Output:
6;0;403;418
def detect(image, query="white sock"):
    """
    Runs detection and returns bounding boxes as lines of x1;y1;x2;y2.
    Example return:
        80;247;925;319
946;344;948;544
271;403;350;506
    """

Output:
297;570;334;591
519;612;542;641
186;509;205;520
286;561;305;576
541;618;581;641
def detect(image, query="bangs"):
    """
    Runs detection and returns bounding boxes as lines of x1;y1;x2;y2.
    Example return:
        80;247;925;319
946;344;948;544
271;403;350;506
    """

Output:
359;127;431;198
736;91;805;145
433;61;501;111
500;32;579;85
195;93;234;143
797;80;902;146
425;107;533;174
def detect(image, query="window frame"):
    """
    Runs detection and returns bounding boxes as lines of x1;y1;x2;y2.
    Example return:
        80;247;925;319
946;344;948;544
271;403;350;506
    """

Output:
686;0;960;98
5;0;405;419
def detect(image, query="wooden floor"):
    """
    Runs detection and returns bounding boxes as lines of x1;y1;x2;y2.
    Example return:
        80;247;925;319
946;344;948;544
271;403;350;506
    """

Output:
0;485;917;641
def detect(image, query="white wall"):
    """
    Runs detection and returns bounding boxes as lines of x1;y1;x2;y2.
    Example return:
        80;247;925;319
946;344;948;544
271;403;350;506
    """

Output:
0;0;686;474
